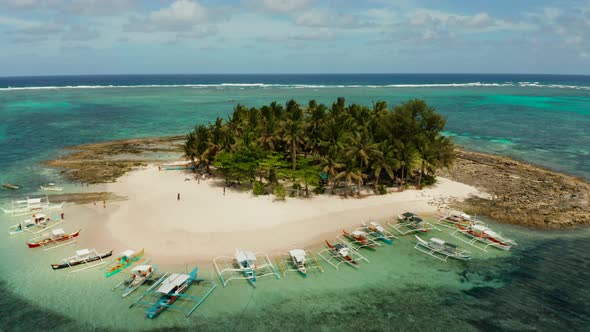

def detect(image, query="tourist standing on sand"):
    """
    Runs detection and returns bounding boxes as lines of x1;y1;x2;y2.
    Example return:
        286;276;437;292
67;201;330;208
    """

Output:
177;193;180;201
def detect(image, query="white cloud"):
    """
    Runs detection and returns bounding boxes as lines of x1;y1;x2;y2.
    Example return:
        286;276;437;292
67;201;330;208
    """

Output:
295;10;366;28
243;0;311;13
150;0;208;30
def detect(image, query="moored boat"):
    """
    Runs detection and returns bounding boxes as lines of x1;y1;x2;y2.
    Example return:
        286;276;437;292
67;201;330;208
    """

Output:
1;195;64;217
8;213;63;235
51;249;113;271
40;183;63;192
361;221;395;244
235;248;257;287
113;264;158;298
455;224;516;251
145;267;198;318
325;240;358;266
341;229;377;250
2;183;20;190
288;249;307;276
104;249;145;277
414;236;471;262
26;228;80;249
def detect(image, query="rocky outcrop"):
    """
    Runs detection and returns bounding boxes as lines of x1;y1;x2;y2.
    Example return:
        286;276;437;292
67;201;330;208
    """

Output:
439;149;590;229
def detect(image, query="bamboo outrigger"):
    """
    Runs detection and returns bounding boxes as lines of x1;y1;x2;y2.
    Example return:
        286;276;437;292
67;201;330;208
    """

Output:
213;249;280;287
130;267;216;319
360;221;397;245
317;240;369;269
388;212;440;235
277;249;324;277
51;249;113;272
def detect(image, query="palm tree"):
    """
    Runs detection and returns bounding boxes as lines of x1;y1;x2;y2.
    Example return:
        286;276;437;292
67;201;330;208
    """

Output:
183;132;197;163
345;131;380;169
335;162;366;195
319;149;343;191
282;100;306;170
371;142;400;192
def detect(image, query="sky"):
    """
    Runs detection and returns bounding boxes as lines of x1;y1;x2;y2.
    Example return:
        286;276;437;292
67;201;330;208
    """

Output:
0;0;589;76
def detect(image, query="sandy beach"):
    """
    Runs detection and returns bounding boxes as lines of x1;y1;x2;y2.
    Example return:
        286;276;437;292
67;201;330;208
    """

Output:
62;165;485;264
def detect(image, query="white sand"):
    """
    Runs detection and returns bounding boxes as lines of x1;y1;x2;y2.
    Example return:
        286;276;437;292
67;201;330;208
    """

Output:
66;165;486;264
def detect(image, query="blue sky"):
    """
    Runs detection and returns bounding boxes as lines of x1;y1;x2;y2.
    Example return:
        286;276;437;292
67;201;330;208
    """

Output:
0;0;589;75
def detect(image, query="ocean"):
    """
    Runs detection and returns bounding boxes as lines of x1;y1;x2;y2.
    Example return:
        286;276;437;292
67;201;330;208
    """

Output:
0;74;589;331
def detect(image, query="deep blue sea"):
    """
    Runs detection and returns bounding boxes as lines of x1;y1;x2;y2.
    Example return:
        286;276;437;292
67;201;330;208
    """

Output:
0;74;589;331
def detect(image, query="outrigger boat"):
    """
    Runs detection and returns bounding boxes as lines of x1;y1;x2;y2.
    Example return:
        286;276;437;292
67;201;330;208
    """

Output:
361;221;396;245
317;240;369;269
339;229;378;251
1;195;64;217
414;236;471;262
130;267;216;319
40;183;63;192
452;224;516;251
112;264;160;298
51;248;113;272
26;228;80;250
436;210;484;229
103;248;145;278
277;249;324;277
388;212;439;235
8;213;63;235
213;249;280;287
1;183;20;190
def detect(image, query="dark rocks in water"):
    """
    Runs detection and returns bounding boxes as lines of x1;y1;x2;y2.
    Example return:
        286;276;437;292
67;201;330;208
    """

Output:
440;149;590;229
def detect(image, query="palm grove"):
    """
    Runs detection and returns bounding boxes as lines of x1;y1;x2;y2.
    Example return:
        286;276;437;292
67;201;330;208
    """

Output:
183;98;454;199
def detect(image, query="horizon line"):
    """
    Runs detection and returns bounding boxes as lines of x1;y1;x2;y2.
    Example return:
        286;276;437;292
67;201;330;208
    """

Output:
1;72;590;79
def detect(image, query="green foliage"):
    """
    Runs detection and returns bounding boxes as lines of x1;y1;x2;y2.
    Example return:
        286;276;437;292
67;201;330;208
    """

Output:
274;185;286;201
185;97;454;195
253;181;266;196
378;184;387;195
421;174;437;187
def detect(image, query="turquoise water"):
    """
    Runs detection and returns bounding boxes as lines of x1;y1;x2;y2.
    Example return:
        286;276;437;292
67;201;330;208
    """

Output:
0;75;589;331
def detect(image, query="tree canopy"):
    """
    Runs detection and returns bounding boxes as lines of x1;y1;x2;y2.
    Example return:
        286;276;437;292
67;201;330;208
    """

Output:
184;98;454;196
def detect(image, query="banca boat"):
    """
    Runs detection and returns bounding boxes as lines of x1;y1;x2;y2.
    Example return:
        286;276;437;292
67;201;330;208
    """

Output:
40;183;63;192
437;210;485;228
289;249;307;276
1;196;64;217
1;183;20;190
325;240;358;266
453;224;516;251
414;236;471;262
361;221;395;244
104;248;145;277
51;248;113;272
26;228;80;250
8;213;63;235
235;248;257;287
340;229;377;250
113;264;160;298
130;267;216;319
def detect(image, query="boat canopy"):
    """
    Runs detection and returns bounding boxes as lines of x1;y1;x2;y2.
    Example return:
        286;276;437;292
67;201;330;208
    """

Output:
52;228;65;236
402;212;415;218
472;224;487;232
431;238;446;246
235;249;256;263
133;265;152;272
289;249;306;262
28;198;42;204
76;249;91;256
120;249;136;257
157;273;189;294
369;222;385;232
351;230;365;237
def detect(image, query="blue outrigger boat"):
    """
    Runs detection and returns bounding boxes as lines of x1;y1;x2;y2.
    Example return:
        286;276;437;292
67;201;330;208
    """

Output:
130;267;216;319
361;221;397;245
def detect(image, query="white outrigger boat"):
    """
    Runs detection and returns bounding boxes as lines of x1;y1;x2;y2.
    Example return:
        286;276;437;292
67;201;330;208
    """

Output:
451;223;516;251
40;183;63;192
8;213;63;235
414;236;472;262
213;249;280;287
277;249;324;277
51;248;113;273
113;264;163;298
361;221;397;245
0;195;64;217
388;212;439;236
436;210;485;229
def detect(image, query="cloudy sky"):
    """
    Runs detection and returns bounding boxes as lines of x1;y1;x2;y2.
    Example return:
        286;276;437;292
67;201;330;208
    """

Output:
1;0;589;76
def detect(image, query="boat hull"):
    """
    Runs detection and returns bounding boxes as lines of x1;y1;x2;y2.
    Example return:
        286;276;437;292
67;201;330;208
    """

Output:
51;251;113;270
27;230;80;248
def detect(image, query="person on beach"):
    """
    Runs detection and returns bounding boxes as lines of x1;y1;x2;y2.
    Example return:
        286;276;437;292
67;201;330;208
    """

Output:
61;213;64;219
103;200;106;208
177;193;180;201
223;186;226;196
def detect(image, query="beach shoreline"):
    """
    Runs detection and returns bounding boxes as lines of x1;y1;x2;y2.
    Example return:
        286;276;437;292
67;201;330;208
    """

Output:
59;164;483;264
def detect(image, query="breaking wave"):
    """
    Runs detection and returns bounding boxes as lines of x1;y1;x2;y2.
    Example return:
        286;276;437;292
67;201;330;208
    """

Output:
1;82;589;91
